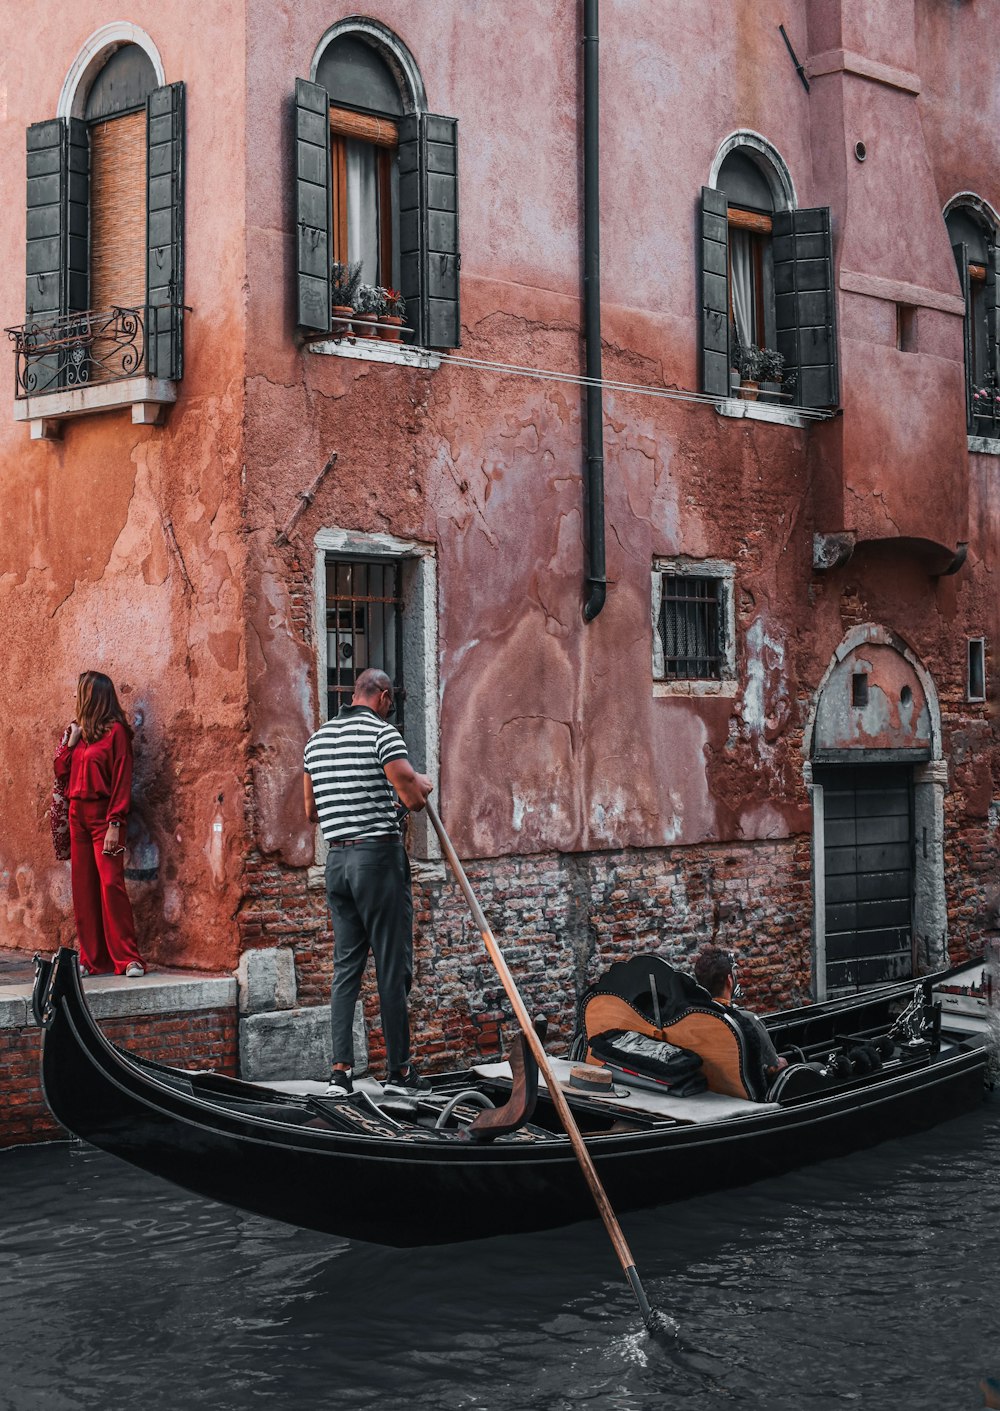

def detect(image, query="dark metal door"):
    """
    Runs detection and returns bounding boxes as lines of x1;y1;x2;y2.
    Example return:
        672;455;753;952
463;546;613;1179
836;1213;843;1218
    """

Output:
817;764;914;995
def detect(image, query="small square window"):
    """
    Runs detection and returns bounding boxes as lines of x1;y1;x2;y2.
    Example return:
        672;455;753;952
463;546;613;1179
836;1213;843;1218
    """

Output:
968;638;986;702
652;560;735;689
896;304;917;353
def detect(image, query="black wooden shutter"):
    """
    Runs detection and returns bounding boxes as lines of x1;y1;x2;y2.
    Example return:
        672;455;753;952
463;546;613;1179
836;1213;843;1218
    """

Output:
295;77;332;334
772;207;839;409
399;113;460;349
146;82;185;379
700;186;730;397
26;119;88;323
986;241;1000;386
952;242;973;430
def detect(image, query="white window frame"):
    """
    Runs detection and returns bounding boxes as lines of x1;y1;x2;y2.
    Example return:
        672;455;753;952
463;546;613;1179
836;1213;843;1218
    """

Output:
968;637;987;703
310;528;440;877
651;557;737;698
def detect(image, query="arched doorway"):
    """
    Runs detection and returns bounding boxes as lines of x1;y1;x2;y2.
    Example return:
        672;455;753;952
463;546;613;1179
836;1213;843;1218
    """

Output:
804;627;948;998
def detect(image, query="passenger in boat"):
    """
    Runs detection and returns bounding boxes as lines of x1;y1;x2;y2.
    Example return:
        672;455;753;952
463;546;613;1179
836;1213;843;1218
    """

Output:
692;947;787;1081
303;668;433;1100
54;672;145;978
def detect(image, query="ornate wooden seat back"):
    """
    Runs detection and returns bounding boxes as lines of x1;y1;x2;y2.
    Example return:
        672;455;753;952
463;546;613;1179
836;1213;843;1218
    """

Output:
580;955;761;1101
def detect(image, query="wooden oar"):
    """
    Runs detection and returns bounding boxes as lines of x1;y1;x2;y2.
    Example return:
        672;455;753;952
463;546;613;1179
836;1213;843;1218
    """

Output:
425;798;668;1334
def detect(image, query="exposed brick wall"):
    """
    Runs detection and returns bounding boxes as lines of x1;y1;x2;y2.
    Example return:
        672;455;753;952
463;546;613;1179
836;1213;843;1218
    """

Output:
235;840;816;1075
1;1008;237;1149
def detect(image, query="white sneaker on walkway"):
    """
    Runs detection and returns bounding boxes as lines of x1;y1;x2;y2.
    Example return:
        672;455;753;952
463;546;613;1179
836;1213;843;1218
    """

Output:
124;962;145;977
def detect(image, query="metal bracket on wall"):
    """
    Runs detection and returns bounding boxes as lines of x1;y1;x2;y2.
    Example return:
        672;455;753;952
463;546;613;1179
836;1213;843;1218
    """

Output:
275;452;338;547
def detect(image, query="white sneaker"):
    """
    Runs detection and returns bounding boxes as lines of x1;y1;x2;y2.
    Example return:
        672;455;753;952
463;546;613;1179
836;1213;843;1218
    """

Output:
124;962;145;977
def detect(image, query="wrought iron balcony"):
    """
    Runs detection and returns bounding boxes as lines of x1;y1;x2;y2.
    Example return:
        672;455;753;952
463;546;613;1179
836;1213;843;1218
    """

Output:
5;304;178;399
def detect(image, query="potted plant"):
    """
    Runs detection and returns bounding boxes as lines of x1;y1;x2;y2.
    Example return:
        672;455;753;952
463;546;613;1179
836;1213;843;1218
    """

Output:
353;283;385;339
379;288;406;342
331;260;362;329
972;383;1000;436
734;343;788;401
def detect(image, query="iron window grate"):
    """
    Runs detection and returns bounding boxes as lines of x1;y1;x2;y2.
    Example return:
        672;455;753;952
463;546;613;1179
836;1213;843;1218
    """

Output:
659;575;724;679
325;556;404;725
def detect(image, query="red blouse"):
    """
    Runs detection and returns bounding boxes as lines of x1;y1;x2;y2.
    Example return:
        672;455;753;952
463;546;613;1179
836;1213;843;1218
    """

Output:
54;722;133;823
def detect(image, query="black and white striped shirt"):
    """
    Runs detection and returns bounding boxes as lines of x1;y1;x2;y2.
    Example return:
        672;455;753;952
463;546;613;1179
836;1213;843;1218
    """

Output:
304;705;409;842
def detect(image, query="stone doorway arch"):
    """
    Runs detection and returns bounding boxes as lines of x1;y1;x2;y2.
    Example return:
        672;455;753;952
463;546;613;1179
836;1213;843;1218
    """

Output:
803;625;948;999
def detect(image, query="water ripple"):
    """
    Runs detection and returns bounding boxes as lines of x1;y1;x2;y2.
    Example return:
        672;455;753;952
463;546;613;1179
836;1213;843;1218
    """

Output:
0;1102;998;1411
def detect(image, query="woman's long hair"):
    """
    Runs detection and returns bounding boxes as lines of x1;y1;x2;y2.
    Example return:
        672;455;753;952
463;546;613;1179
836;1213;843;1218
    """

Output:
75;672;133;744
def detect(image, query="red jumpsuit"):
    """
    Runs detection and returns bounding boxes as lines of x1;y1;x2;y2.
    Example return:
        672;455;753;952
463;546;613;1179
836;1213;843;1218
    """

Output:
54;722;143;974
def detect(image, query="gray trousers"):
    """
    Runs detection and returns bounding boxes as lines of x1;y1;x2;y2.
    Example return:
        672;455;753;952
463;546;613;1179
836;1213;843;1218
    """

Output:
325;838;414;1072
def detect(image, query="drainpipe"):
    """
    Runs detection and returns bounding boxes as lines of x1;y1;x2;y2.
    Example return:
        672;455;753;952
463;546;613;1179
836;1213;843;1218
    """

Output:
582;0;606;621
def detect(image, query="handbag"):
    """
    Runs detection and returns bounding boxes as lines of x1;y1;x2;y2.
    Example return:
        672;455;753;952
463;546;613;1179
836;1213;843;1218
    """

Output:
50;729;72;861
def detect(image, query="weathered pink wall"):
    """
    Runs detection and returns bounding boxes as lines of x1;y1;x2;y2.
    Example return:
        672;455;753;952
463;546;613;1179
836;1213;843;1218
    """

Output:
0;6;250;966
3;0;998;980
241;0;995;878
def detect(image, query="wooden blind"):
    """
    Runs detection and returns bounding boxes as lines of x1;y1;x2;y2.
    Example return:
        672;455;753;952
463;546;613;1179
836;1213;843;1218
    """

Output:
90;110;147;311
329;105;398;148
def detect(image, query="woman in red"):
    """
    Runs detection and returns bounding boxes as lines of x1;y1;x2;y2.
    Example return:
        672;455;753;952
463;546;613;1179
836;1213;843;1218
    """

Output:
54;672;145;977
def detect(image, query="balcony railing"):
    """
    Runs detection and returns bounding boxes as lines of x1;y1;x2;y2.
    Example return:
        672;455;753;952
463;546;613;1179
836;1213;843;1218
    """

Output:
5;305;177;399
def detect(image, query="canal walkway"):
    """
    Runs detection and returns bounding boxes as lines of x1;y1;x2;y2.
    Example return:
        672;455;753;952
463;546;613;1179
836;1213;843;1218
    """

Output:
0;947;238;1147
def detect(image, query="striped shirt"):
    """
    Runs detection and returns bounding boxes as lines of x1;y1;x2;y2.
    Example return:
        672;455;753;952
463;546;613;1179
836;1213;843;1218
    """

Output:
304;705;409;842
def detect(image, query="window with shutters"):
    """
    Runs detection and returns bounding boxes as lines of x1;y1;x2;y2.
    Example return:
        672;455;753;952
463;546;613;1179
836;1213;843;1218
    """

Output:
296;23;460;355
701;137;839;413
651;558;737;696
945;201;1000;438
10;39;184;429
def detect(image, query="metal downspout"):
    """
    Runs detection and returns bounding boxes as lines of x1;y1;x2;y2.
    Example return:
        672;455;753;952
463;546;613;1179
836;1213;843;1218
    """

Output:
582;0;606;621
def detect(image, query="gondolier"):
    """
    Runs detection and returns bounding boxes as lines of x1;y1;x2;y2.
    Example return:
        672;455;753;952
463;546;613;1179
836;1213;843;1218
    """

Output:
303;668;433;1098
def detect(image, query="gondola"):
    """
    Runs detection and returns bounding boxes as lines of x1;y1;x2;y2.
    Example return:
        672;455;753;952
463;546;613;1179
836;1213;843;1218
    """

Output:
33;945;992;1248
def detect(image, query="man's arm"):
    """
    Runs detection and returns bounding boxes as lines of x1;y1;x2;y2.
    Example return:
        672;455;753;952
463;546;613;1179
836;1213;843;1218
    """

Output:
303;770;319;824
384;758;433;812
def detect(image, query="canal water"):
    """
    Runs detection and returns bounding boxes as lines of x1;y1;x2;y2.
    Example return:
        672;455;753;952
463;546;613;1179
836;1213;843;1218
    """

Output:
2;1099;998;1411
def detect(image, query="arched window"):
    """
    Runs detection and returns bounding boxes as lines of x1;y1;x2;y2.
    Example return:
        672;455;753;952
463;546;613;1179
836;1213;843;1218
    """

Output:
700;136;838;410
945;199;999;432
23;36;184;389
295;23;460;349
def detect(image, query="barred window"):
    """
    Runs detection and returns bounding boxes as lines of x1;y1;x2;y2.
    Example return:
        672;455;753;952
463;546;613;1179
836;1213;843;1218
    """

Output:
325;556;404;725
652;559;735;688
658;575;723;679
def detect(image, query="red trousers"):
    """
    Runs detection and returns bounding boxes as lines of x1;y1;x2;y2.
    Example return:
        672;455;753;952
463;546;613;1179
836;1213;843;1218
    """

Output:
69;799;142;974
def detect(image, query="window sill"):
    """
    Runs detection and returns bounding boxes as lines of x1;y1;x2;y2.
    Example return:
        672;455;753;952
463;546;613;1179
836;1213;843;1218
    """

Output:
653;679;739;698
967;434;1000;456
714;398;810;428
306;336;441;371
13;376;177;440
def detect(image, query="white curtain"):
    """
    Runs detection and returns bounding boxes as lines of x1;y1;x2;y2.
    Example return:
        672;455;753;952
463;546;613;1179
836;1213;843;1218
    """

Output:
346;139;379;283
730;229;756;350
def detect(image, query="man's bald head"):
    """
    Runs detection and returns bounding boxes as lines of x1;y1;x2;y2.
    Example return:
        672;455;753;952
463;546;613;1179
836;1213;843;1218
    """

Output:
353;669;394;717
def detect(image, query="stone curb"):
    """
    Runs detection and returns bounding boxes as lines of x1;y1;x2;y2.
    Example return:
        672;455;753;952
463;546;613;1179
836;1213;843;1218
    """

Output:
0;971;237;1029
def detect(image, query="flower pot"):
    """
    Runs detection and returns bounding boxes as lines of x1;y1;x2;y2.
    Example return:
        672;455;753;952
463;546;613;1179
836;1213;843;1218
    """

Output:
332;305;353;334
379;315;404;343
740;379;760;402
353;313;378;339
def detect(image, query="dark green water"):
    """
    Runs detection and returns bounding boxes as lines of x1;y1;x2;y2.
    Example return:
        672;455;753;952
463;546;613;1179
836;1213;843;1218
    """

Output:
1;1099;998;1411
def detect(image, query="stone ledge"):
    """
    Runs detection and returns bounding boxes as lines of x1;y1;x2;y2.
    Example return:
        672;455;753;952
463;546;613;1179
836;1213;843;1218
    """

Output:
306;337;441;370
12;376;177;439
968;435;1000;456
0;969;236;1029
714;398;810;428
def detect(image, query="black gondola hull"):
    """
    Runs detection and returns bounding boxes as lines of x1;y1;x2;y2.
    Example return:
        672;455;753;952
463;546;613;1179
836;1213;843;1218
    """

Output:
37;948;990;1246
